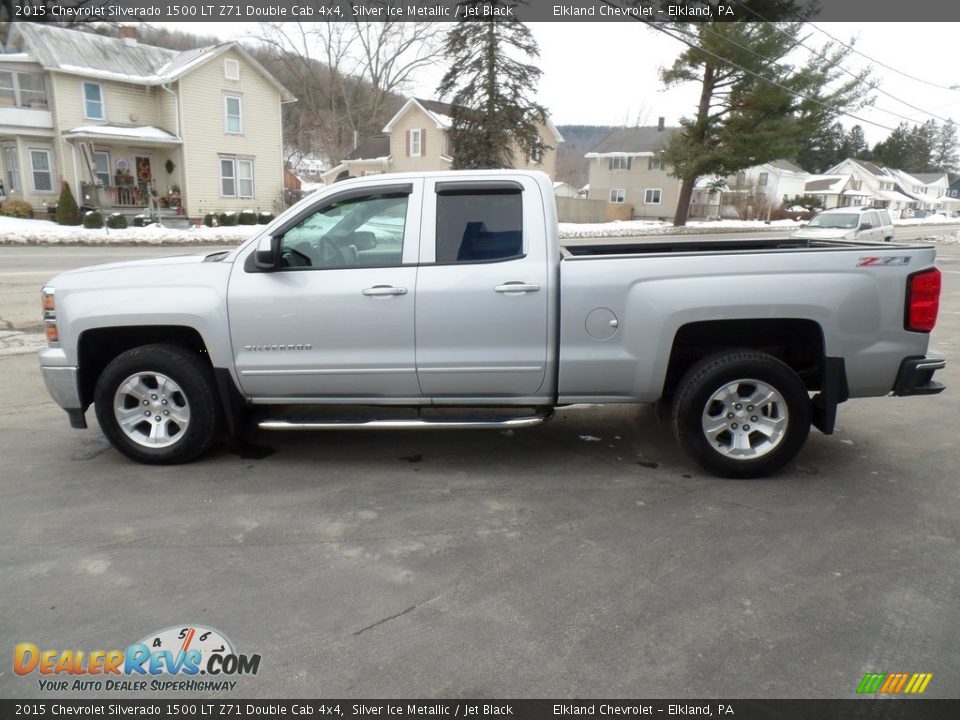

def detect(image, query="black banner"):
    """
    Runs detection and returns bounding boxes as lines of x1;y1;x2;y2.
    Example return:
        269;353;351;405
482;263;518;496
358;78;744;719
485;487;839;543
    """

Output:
7;0;960;23
2;700;960;719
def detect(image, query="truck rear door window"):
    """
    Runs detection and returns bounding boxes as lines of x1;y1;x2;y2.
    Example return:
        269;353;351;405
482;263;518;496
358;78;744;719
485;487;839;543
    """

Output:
435;189;522;263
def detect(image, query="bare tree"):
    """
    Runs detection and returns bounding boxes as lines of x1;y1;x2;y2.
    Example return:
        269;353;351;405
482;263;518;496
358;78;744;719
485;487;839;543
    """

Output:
257;14;443;168
727;177;771;221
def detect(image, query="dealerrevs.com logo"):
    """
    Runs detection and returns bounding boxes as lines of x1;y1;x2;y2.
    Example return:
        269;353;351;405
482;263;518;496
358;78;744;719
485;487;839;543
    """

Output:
14;625;261;692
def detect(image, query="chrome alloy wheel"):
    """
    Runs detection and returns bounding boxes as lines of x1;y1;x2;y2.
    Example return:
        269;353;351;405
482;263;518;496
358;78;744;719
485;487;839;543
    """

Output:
700;378;788;460
113;371;191;449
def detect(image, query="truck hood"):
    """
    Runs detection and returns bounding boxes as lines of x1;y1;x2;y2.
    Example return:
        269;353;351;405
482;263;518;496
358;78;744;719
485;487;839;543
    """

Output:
50;251;227;282
791;227;854;240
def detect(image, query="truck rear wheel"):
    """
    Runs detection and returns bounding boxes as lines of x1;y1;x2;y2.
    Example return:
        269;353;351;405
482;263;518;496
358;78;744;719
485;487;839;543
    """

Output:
672;351;811;479
94;344;220;464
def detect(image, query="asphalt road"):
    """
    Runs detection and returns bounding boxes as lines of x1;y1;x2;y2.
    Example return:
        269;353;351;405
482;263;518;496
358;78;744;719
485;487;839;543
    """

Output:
1;223;958;331
0;245;957;699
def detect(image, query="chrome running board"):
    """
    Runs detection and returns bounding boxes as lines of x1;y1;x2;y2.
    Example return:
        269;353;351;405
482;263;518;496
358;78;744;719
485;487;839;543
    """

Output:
258;411;554;431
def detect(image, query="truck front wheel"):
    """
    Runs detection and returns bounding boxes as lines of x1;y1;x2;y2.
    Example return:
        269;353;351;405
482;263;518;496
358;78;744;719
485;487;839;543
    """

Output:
672;351;811;479
94;344;220;464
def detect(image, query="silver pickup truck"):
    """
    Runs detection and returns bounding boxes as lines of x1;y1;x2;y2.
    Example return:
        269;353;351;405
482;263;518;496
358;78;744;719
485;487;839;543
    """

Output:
39;170;945;477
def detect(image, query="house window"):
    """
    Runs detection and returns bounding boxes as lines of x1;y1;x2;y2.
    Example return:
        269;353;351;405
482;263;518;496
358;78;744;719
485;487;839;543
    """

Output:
609;156;631;171
410;128;422;157
224;59;240;81
82;82;104;120
224;96;242;134
29;148;53;192
220;157;255;197
758;172;769;187
237;159;254;197
0;71;48;108
644;188;662;204
648;158;663;171
609;188;626;204
0;71;14;105
3;144;20;192
529;144;543;164
92;151;111;187
220;158;236;196
18;73;46;107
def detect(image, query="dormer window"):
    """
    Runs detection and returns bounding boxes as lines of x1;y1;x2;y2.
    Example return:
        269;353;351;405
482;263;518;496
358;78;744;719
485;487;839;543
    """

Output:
83;82;104;120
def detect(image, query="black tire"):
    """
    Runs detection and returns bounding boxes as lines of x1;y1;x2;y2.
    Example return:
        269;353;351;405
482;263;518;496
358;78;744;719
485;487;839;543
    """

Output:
94;344;221;464
672;350;811;479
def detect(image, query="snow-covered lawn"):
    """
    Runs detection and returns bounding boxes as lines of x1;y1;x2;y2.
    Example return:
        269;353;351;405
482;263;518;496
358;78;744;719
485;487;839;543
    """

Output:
0;216;257;245
1;213;959;245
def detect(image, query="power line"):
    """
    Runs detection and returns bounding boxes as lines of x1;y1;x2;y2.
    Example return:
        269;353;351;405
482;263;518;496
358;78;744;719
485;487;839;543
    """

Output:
654;22;906;136
622;13;943;144
807;21;960;94
729;1;956;125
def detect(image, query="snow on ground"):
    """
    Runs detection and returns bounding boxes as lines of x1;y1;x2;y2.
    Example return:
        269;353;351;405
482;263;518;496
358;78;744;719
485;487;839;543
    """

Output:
2;213;959;246
0;331;46;357
0;216;256;245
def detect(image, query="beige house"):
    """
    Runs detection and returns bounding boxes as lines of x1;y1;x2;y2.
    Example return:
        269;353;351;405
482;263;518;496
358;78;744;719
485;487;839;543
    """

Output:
1;24;293;219
585;121;681;221
322;97;563;184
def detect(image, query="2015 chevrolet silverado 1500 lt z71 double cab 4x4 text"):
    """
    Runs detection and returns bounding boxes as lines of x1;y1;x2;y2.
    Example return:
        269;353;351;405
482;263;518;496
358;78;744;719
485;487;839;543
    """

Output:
38;171;945;478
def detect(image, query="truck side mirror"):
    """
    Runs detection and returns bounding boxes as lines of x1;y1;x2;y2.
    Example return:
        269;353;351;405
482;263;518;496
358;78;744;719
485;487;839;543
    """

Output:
859;223;872;231
254;235;281;270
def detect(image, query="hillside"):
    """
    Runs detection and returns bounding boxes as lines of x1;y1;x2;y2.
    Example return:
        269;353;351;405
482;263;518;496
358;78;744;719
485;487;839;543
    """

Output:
555;125;619;187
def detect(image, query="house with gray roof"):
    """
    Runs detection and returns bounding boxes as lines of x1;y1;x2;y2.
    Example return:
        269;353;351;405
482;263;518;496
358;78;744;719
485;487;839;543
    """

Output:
584;119;681;220
0;24;293;219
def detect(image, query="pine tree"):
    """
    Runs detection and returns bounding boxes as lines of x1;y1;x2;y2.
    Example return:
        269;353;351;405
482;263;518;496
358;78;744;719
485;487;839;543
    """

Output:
846;125;869;159
659;18;871;225
55;181;82;226
932;119;958;172
436;1;548;169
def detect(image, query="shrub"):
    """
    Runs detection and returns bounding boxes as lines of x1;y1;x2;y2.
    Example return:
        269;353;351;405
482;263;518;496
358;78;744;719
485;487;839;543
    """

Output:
55;181;82;225
82;210;104;229
0;199;34;218
238;209;258;225
218;211;238;226
106;213;128;229
203;213;218;227
257;211;274;224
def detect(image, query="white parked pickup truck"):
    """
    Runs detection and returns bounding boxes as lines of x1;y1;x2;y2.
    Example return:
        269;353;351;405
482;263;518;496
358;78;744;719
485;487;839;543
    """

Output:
39;171;945;477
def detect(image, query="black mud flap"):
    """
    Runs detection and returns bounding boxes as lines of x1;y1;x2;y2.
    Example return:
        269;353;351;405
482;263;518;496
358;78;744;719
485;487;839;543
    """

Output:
811;357;849;435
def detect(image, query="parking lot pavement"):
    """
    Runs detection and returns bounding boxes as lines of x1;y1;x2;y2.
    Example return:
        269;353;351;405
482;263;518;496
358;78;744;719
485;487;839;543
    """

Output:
1;246;958;700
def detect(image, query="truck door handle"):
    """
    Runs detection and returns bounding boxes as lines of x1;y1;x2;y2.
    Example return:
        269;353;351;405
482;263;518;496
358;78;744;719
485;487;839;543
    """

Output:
494;283;541;294
362;285;408;296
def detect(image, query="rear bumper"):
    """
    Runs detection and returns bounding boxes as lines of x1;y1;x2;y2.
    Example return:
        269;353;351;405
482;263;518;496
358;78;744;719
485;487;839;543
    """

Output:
40;365;88;428
893;356;946;396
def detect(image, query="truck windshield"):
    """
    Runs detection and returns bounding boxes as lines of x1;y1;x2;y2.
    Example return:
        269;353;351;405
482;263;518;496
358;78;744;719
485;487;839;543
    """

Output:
808;213;858;229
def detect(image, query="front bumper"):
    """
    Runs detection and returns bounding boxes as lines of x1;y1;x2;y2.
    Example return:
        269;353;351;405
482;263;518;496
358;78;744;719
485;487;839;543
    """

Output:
40;365;87;428
893;356;946;396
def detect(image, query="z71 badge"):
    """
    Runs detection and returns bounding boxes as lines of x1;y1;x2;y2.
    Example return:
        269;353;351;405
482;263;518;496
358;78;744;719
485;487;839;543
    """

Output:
857;256;910;266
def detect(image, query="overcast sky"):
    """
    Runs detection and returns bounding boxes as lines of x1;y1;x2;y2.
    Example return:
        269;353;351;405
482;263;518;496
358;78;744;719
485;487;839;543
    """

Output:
155;22;960;144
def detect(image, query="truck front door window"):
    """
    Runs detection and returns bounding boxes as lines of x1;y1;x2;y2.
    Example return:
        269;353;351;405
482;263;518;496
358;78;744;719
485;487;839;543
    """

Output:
280;193;409;269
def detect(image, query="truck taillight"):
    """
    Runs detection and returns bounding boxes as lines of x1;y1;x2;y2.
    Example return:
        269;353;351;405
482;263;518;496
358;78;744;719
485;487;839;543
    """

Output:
905;268;941;333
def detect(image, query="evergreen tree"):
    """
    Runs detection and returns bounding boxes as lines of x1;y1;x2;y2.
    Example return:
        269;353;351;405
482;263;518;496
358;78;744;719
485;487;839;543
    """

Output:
659;16;871;225
796;121;846;173
932;119;958;172
436;1;548;169
55;181;82;226
845;125;869;159
872;123;912;169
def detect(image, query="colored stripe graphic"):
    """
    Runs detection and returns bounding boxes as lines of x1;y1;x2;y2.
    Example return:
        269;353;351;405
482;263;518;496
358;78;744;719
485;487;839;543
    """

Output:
858;672;933;694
